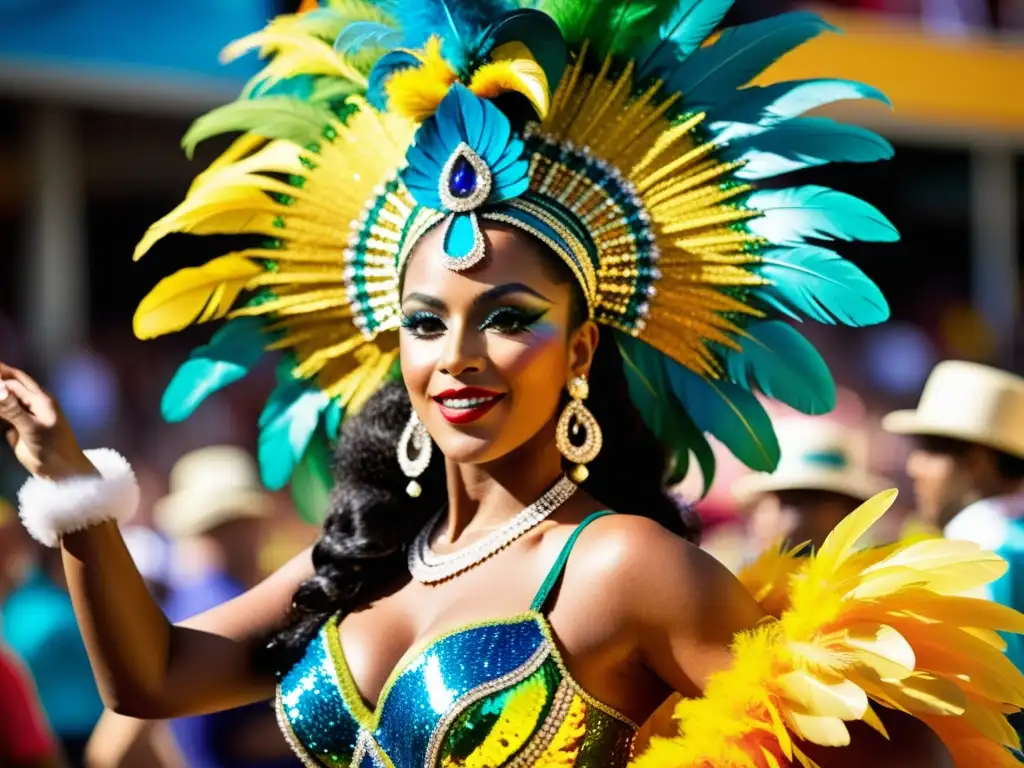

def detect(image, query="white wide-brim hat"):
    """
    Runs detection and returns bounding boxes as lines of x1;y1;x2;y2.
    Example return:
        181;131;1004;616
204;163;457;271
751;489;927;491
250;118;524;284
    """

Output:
882;360;1024;459
153;445;273;540
732;418;891;506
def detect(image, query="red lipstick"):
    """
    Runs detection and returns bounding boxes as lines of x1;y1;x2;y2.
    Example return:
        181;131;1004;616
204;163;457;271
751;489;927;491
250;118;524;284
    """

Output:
432;387;505;425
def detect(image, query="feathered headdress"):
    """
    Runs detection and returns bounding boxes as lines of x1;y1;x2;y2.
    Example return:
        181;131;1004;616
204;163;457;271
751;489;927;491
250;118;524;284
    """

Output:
134;0;895;520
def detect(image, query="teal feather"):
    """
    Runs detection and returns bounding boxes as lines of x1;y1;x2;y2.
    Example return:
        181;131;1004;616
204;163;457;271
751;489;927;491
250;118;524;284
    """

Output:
181;97;337;159
617;335;716;490
670;12;835;108
753;245;889;326
723;320;835;415
161;318;267;422
635;0;734;81
709;78;890;139
723;117;894;180
290;431;334;525
333;21;403;56
324;399;344;440
257;361;330;491
665;359;780;472
745;185;899;246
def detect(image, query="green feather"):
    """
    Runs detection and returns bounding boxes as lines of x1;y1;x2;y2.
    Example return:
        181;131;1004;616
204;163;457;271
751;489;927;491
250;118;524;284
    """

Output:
290;431;335;525
539;0;681;57
724;320;835;415
182;97;338;159
665;359;780;472
617;335;715;491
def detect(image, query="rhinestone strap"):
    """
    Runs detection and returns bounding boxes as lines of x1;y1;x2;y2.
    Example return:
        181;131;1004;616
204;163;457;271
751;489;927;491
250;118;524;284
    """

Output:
408;475;577;584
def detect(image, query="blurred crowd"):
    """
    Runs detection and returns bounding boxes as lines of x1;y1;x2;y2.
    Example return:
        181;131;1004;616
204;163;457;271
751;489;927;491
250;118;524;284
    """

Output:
1;294;1021;767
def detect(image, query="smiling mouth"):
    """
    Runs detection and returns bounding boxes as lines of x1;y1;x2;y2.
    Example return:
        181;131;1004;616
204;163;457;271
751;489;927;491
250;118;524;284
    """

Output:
432;389;505;424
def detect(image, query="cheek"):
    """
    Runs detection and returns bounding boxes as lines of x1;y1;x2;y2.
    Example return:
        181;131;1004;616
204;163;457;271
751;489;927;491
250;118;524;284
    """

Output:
399;335;440;401
492;326;569;395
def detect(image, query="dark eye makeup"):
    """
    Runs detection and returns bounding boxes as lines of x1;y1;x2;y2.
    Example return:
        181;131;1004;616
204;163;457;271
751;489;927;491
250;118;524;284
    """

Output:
400;304;548;339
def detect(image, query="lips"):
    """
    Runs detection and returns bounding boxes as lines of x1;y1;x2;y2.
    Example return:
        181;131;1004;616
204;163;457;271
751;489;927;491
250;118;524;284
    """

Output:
432;387;506;425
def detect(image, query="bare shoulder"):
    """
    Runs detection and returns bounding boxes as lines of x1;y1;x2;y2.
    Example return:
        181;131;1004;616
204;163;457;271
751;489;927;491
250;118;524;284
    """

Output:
563;513;756;624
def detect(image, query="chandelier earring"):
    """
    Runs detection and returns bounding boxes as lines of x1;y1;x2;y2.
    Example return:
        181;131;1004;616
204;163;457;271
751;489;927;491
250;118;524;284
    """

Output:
556;375;602;484
397;410;432;498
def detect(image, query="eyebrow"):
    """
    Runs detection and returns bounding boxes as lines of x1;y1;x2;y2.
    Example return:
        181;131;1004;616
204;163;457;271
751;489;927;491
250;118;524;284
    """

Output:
402;283;552;313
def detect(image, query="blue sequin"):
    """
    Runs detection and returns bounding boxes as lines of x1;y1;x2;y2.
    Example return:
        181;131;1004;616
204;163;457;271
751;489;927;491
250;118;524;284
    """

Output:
276;615;637;768
448;156;477;198
279;631;359;765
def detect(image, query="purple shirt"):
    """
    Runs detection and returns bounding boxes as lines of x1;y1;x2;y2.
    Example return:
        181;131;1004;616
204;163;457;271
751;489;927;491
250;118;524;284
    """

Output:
165;570;299;768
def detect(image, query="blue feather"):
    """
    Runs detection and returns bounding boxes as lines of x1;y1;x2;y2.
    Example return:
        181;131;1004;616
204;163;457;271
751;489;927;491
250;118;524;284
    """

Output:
257;361;330;491
665;359;780;472
333;21;403;56
377;0;517;69
723;117;893;180
746;185;899;246
754;245;889;326
669;11;835;109
724;320;835;415
160;317;267;423
367;50;420;110
636;0;734;81
708;78;890;138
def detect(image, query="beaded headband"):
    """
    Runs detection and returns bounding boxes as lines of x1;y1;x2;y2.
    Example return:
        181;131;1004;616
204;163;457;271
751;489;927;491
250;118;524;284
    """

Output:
132;0;897;519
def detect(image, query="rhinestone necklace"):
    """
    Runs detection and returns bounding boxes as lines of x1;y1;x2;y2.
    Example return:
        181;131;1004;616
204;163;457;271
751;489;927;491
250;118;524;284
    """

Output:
408;475;577;584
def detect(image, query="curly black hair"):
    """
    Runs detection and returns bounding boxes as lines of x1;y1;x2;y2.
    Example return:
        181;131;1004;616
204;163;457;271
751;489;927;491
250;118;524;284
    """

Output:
258;236;700;675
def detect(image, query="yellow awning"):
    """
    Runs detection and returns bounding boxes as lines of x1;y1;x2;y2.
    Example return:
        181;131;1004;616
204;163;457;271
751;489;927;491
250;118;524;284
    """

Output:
755;8;1023;140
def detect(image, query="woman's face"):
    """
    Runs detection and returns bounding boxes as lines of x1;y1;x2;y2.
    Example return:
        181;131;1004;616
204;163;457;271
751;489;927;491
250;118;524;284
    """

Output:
400;223;598;466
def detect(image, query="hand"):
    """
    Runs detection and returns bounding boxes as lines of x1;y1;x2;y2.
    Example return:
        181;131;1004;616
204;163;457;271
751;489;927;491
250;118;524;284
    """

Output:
0;363;96;480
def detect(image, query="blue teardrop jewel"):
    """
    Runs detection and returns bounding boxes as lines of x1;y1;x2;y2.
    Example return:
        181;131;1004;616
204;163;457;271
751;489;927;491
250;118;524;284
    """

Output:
448;156;477;199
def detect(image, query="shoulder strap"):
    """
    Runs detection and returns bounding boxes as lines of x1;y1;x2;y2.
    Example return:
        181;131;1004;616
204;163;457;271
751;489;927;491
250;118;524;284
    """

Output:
530;510;615;613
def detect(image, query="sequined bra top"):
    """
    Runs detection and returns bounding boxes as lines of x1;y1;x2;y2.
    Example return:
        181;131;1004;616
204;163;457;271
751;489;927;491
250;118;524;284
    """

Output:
276;512;638;768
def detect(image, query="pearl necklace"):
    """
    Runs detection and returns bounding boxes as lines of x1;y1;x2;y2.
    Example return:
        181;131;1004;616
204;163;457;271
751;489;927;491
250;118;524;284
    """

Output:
407;475;577;584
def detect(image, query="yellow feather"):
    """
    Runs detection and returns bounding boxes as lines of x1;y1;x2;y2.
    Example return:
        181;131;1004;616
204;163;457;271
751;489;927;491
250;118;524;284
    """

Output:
776;671;868;720
384;37;457;122
813;489;899;577
222;22;367;91
470;42;550;118
133;255;262;339
839;624;916;681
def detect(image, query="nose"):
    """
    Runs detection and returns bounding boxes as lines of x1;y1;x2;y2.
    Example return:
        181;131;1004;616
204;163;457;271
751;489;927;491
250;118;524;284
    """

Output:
439;320;487;378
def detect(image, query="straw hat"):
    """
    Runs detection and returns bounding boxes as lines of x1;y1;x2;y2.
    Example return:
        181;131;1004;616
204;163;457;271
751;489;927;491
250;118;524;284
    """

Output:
882;361;1024;459
732;419;891;505
153;446;272;539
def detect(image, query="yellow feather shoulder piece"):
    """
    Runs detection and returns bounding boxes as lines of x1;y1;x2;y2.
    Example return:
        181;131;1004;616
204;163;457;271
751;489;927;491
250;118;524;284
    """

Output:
631;490;1024;767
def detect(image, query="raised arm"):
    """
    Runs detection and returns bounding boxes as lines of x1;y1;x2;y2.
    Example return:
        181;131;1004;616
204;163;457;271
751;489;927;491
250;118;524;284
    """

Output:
0;362;313;719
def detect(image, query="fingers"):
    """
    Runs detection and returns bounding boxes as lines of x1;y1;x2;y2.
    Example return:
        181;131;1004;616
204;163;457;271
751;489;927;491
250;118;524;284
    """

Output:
0;379;39;432
0;363;43;394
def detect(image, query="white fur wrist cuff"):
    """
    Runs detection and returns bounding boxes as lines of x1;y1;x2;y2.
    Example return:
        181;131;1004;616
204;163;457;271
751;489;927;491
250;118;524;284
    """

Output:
17;449;139;547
